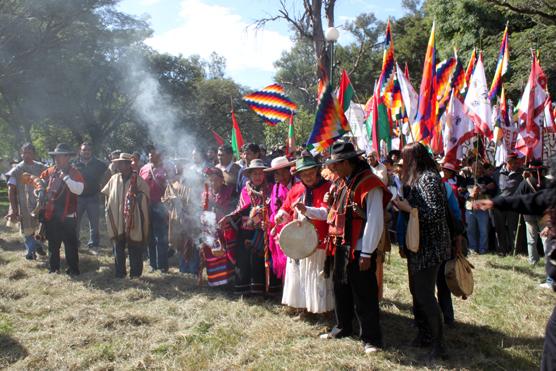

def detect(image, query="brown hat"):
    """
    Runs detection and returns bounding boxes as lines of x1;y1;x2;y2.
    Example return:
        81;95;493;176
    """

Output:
244;159;268;172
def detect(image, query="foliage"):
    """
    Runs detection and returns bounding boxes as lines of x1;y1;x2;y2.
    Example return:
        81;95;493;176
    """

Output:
263;109;314;149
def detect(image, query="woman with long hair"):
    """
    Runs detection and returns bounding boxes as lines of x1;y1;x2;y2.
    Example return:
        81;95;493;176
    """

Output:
392;142;451;361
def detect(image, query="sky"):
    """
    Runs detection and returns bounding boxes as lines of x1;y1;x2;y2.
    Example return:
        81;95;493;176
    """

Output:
117;0;404;88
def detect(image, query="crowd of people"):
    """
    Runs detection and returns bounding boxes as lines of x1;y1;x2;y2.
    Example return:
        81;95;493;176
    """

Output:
3;139;556;365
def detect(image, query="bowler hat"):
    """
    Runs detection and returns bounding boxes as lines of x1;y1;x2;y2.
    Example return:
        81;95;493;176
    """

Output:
324;142;365;165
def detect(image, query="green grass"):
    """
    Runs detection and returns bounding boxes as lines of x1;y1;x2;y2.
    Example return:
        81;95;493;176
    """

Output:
0;193;554;369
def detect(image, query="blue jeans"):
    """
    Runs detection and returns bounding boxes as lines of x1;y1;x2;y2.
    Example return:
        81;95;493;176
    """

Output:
24;234;40;256
77;194;101;247
149;203;169;271
466;209;489;253
179;253;199;275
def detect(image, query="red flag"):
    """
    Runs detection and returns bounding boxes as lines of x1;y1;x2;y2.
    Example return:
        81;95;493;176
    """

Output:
338;69;354;112
211;129;225;146
404;62;410;80
516;53;549;160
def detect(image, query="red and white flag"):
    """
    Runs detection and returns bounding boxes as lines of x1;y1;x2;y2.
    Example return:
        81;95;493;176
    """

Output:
516;54;548;160
443;89;474;163
463;53;493;139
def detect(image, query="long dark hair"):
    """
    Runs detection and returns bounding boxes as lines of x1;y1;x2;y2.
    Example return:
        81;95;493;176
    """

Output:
401;142;439;185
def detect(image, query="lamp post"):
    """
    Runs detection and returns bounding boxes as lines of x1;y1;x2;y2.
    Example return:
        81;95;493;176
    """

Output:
325;26;340;85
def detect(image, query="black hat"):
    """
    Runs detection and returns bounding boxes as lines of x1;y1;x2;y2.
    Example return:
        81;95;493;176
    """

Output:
324;142;365;165
48;143;76;156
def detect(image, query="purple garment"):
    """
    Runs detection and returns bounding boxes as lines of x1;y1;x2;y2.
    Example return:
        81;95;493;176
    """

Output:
268;182;291;280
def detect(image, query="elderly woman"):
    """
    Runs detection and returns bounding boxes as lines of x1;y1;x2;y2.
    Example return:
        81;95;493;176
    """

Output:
220;159;274;295
275;156;333;314
392;142;451;361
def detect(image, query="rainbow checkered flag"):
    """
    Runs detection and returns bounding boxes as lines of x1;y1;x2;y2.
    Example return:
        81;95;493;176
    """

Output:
243;84;297;126
306;84;351;155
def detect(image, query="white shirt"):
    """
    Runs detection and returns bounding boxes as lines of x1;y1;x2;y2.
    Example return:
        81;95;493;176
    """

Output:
371;162;388;186
355;187;384;256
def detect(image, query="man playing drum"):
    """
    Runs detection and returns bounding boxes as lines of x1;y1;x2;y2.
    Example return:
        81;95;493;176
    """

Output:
320;142;391;354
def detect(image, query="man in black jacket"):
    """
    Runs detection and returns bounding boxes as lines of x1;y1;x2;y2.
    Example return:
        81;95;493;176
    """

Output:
74;142;108;254
492;152;524;255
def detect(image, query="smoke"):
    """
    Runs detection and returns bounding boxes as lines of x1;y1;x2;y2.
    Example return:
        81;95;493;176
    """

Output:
122;52;210;243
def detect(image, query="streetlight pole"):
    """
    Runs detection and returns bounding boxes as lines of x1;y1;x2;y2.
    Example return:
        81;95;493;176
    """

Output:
325;26;339;86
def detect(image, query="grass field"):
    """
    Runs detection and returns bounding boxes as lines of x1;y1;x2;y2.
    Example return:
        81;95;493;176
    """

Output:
0;185;554;370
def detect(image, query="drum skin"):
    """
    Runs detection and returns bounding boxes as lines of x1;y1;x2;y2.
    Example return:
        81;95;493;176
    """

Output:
279;220;318;259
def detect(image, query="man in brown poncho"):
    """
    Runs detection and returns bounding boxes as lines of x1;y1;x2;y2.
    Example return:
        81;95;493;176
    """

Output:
102;153;150;278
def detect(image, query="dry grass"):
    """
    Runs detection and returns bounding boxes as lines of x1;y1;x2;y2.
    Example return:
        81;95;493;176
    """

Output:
0;216;554;370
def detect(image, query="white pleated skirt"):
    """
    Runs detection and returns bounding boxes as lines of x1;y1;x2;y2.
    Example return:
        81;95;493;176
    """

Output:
281;248;334;313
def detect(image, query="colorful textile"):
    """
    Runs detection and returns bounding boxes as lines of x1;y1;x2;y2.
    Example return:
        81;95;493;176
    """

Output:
268;181;294;279
488;25;510;100
378;20;396;108
306;83;351;155
413;22;437;142
243;84;297;126
464;48;477;90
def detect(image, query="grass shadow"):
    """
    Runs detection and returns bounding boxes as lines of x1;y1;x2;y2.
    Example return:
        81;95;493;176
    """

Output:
0;334;28;368
372;309;541;370
488;261;546;282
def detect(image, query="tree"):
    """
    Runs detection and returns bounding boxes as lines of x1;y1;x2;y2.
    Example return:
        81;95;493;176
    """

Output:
0;0;151;156
425;0;556;99
256;0;337;80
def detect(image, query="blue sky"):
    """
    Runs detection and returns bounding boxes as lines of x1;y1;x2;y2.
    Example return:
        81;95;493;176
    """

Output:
118;0;404;88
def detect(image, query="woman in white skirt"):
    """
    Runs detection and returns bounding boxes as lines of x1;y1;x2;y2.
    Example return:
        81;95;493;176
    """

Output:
275;156;334;314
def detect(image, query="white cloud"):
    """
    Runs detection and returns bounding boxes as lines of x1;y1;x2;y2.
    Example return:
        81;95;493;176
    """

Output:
146;0;292;75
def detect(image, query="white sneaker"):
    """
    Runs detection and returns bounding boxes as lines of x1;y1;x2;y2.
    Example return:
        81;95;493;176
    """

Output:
539;282;552;289
364;344;380;354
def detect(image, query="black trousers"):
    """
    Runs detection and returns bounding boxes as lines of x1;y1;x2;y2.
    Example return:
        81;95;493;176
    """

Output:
114;239;144;278
493;209;519;254
409;263;444;347
234;230;266;294
45;217;79;274
436;260;454;324
332;251;382;347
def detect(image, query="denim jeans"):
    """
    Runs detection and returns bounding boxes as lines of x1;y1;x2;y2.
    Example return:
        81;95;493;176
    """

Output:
24;234;40;256
77;194;101;247
466;209;489;253
524;216;547;265
149;202;169;271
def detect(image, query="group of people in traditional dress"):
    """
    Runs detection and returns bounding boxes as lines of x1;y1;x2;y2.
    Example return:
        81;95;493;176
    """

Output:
4;138;556;364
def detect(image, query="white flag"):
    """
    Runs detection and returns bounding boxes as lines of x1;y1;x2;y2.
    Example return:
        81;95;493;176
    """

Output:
464;54;493;139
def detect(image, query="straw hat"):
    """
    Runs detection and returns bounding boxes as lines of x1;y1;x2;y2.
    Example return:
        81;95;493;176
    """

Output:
111;153;133;163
